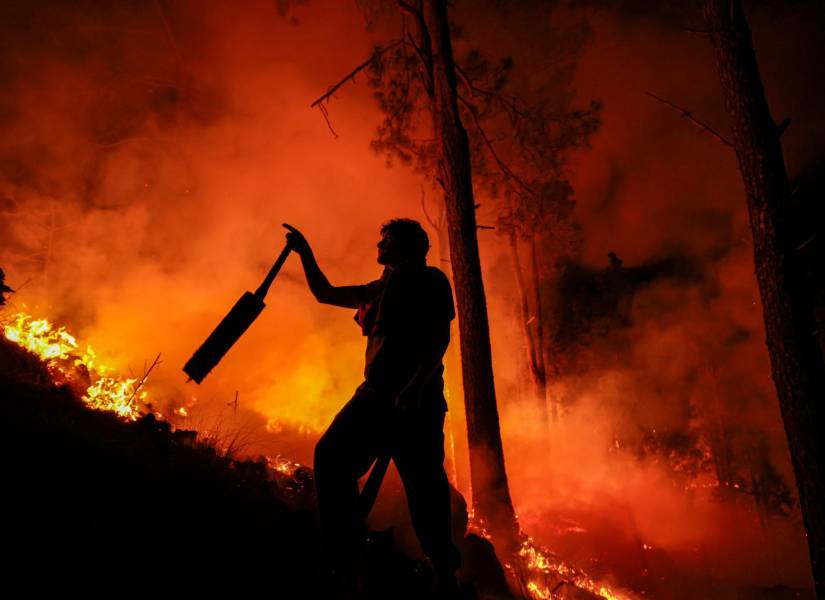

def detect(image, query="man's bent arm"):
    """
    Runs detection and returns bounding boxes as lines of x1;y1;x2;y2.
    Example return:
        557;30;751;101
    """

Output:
283;223;364;309
296;249;363;309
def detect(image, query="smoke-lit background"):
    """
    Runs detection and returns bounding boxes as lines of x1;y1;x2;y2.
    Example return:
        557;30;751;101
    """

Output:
2;1;822;596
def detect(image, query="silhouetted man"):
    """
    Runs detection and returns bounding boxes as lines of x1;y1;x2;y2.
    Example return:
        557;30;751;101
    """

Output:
283;220;460;596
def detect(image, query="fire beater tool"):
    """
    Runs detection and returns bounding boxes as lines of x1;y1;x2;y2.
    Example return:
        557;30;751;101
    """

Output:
183;239;388;518
183;244;292;384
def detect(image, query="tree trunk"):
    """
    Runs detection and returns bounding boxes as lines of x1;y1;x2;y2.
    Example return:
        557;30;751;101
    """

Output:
509;230;549;429
705;1;825;594
528;232;552;422
432;202;469;493
421;0;518;538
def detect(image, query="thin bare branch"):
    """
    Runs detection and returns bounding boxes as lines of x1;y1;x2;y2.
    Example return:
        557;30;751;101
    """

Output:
153;0;182;62
396;0;424;27
646;91;733;147
681;27;713;35
318;103;339;138
454;63;525;119
420;185;438;229
310;39;404;108
454;62;475;96
457;94;532;195
406;32;428;72
127;353;162;409
796;234;816;252
398;1;433;95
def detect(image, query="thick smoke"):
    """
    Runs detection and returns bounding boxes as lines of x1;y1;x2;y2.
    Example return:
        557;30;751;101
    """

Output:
0;0;426;452
471;1;822;595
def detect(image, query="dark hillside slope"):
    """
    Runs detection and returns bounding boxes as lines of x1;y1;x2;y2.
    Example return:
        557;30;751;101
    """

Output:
1;337;319;594
0;337;508;598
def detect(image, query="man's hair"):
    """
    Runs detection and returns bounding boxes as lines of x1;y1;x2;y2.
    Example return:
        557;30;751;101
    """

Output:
381;218;430;261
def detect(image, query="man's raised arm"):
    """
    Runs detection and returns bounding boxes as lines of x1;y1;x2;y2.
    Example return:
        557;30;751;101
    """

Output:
283;223;364;309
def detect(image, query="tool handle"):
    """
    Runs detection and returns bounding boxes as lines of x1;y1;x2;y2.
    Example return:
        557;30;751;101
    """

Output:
254;244;292;300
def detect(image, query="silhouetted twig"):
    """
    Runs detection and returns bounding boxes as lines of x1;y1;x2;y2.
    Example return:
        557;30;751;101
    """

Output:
646;91;733;147
126;353;162;408
310;39;404;109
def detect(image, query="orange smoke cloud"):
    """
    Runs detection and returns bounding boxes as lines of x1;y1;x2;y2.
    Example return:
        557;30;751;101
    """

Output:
1;1;822;596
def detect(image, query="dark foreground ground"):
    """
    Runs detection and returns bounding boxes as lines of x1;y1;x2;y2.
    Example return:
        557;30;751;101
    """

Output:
0;336;515;599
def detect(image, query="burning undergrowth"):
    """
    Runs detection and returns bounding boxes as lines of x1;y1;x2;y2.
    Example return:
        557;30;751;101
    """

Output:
546;248;796;513
489;244;812;598
2;311;154;419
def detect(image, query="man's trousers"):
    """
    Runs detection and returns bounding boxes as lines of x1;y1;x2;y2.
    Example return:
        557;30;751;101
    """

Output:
314;381;460;575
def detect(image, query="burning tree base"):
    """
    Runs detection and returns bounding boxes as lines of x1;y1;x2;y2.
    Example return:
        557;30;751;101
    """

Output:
466;513;633;600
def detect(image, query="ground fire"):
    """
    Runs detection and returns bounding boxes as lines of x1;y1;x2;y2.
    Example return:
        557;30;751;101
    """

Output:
3;311;150;420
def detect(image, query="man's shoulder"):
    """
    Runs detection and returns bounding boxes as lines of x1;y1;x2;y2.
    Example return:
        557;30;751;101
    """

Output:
379;263;454;326
384;264;452;303
387;263;448;284
423;266;451;289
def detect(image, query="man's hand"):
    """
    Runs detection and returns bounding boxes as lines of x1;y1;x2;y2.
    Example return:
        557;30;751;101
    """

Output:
282;223;311;256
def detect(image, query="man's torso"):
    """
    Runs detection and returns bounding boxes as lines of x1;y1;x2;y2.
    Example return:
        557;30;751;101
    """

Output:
353;262;455;409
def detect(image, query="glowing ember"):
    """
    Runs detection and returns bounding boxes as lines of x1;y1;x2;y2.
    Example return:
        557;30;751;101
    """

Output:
2;311;150;421
266;454;303;477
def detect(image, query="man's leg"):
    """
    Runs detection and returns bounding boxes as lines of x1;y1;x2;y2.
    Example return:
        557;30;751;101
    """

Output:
393;406;461;588
314;383;387;575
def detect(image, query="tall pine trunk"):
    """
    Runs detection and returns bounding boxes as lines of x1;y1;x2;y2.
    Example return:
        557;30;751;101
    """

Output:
705;1;825;594
421;0;518;538
430;204;470;492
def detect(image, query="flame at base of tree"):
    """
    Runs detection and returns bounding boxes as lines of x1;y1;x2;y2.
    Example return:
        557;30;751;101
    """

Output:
2;311;149;421
515;538;628;600
470;512;633;600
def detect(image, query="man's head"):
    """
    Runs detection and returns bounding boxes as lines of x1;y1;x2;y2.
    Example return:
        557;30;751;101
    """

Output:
377;219;430;267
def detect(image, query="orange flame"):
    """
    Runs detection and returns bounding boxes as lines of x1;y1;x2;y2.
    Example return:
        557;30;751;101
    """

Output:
515;537;632;600
2;311;148;420
469;512;633;600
